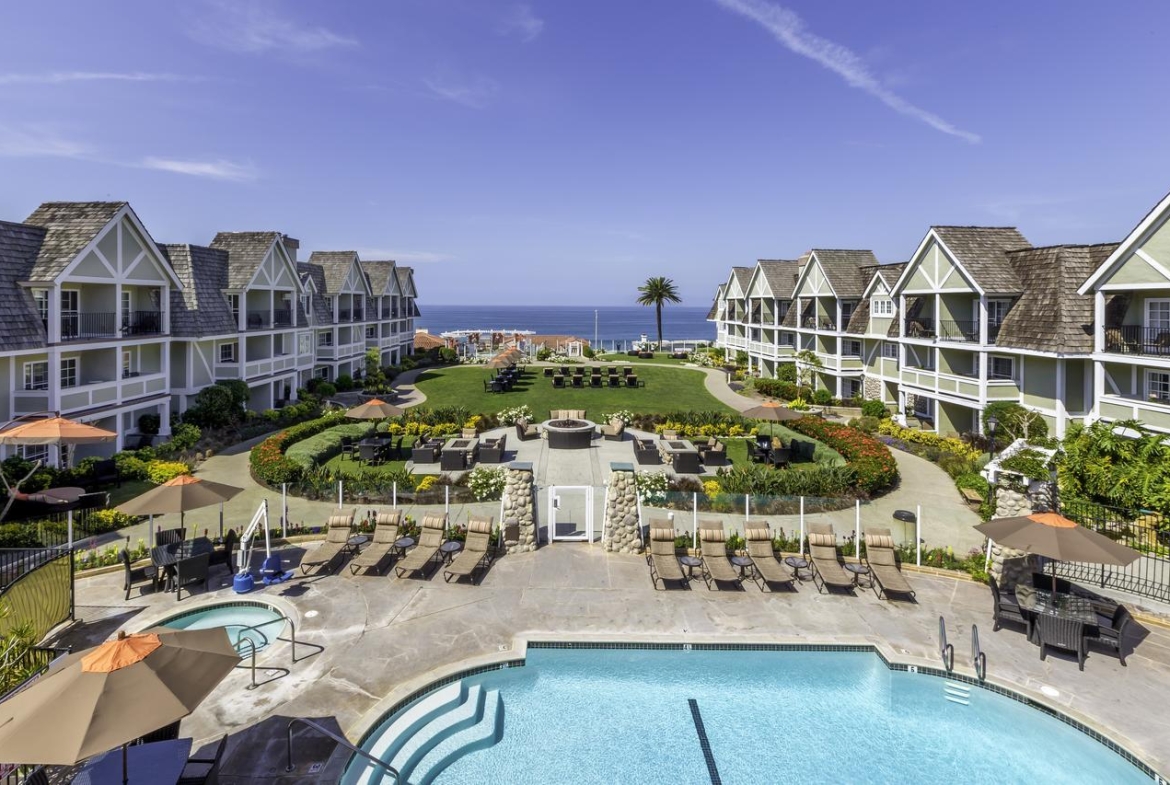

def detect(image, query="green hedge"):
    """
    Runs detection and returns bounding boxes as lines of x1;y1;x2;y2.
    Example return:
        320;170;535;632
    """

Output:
285;423;375;469
250;412;351;485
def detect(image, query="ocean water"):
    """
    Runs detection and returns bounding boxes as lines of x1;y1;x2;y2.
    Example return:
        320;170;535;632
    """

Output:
416;305;714;345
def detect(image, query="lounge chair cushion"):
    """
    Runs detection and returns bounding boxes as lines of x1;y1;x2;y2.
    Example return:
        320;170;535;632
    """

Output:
699;528;724;543
867;534;895;549
807;532;836;547
468;517;493;535
745;527;771;541
650;527;675;541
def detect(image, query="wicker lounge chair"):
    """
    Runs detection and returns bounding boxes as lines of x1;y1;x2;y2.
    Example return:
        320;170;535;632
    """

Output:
699;525;742;590
395;513;446;578
301;509;356;574
806;523;854;594
862;527;915;600
600;418;625;441
744;524;796;591
646;524;687;590
443;515;496;584
349;510;403;575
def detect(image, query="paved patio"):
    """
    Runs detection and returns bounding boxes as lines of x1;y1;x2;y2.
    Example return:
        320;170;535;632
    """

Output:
56;541;1170;782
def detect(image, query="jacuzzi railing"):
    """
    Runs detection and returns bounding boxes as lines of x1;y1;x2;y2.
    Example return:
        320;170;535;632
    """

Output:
287;717;399;782
233;613;323;689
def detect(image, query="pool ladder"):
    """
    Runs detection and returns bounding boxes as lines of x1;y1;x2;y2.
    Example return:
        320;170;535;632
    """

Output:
233;614;324;690
938;616;987;706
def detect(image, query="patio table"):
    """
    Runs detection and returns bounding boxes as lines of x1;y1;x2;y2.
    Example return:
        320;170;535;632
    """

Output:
151;537;213;591
71;738;192;785
1015;586;1097;625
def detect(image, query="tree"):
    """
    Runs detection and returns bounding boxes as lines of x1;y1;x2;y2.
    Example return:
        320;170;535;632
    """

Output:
636;276;682;349
794;349;823;390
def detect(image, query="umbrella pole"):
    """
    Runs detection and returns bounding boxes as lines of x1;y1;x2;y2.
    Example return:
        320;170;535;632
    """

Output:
219;502;224;540
122;742;128;785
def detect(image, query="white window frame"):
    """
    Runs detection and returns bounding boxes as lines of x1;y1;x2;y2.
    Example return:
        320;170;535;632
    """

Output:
1146;370;1170;403
121;290;132;320
122;350;135;378
871;297;893;317
18;444;49;463
988;299;1011;326
318;331;334;347
365;325;377;339
219;342;238;364
298;333;312;355
23;361;49;391
226;294;240;325
1146;299;1170;331
989;355;1015;381
60;357;77;389
844;340;862;357
882;342;898;359
32;289;49;325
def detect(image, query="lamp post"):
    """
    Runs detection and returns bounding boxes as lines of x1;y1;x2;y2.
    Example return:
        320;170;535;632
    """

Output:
987;414;999;460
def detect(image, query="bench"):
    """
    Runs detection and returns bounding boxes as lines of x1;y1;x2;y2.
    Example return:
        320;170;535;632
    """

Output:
960;487;984;506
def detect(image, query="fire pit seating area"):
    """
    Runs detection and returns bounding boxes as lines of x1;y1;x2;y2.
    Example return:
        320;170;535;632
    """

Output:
543;411;595;449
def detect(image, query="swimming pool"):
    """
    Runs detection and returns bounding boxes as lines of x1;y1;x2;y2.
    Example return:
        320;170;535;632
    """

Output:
344;645;1155;784
156;601;286;655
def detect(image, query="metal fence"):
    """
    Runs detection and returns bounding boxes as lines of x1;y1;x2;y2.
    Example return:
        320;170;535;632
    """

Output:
0;548;73;641
1054;498;1170;603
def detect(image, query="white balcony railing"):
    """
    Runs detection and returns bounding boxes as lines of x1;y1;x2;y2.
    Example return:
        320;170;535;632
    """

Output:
56;371;168;413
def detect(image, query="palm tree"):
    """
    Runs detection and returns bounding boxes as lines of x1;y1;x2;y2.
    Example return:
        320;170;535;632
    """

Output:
636;276;682;350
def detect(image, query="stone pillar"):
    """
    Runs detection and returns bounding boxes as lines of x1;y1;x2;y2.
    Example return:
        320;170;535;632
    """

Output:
987;478;1060;586
502;463;536;554
603;468;642;554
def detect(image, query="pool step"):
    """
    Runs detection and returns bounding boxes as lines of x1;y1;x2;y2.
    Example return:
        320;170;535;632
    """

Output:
412;689;504;785
345;683;467;784
391;684;489;783
944;681;971;706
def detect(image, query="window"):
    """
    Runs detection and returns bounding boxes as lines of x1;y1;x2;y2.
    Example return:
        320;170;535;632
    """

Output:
32;289;49;325
318;331;333;347
23;361;48;391
315;367;330;380
1147;370;1170;403
275;333;287;356
366;326;377;339
844;340;862;357
226;294;240;324
780;331;795;346
988;299;1011;326
121;290;132;320
871;297;894;317
989;356;1014;380
219;342;237;363
882;342;898;358
840;301;856;323
18;444;49;463
1147;299;1170;332
298;333;312;355
122;350;134;378
60;358;77;388
778;302;790;320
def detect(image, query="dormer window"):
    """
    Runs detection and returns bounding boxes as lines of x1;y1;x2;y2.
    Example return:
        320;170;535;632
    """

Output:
871;297;893;317
32;289;49;326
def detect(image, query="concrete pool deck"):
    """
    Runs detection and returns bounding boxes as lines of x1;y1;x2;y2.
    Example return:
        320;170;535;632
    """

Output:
56;541;1170;782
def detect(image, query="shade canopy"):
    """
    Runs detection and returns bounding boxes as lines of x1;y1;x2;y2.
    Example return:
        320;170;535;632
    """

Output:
0;416;117;446
974;512;1141;566
485;355;514;369
741;402;805;422
345;398;404;420
116;474;242;517
0;627;238;765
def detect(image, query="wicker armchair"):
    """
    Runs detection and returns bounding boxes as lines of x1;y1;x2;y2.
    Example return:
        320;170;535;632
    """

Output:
1035;614;1088;671
1089;603;1134;666
989;574;1030;636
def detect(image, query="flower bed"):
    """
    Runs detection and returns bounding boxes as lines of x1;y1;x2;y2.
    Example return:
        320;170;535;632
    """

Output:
250;410;349;486
787;417;898;495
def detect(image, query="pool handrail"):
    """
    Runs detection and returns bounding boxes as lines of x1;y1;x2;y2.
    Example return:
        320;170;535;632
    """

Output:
938;615;954;673
231;612;324;689
286;717;399;782
971;624;986;681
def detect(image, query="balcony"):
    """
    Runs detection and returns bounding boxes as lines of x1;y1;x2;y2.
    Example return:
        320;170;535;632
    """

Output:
55;371;168;413
122;310;163;336
61;313;117;342
273;308;293;327
802;317;837;331
1104;325;1170;357
352;309;364;322
939;320;979;342
246;310;270;330
904;317;935;339
337;309;351;322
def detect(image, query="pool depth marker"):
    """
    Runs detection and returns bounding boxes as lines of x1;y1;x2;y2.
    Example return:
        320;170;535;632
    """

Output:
687;698;723;785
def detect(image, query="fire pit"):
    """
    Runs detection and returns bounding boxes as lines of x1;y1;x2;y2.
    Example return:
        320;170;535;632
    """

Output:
542;418;596;449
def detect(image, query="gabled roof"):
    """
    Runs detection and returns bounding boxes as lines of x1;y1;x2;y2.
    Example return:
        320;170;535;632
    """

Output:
307;251;365;294
160;244;238;338
996;243;1118;353
22;201;126;282
210;231;285;289
1079;189;1170;294
730;266;752;295
397;266;419;306
362;260;398;295
805;250;877;299
0;220;50;350
706;284;724;320
929;226;1030;294
296;262;334;324
860;262;906;298
847;263;907;335
756;260;802;300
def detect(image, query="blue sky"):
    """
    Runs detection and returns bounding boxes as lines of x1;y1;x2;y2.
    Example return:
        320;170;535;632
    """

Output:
1;1;1168;306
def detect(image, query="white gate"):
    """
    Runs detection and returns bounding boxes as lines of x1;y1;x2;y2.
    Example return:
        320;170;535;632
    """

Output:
547;485;595;542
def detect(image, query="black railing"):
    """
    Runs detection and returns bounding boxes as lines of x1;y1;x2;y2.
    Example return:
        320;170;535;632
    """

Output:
903;317;935;339
939;319;979;342
380;308;391;319
60;312;116;341
338;309;351;321
123;310;162;335
246;310;270;330
802;317;836;330
1054;498;1170;602
1104;325;1170;356
273;308;293;327
352;309;364;321
987;323;1002;342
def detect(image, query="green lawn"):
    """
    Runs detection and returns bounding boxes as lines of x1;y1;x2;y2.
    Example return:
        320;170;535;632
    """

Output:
321;453;410;477
106;479;155;508
723;435;843;468
413;365;735;419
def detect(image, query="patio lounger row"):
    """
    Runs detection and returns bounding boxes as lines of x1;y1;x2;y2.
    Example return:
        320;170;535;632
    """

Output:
862;528;916;600
647;525;687;590
301;509;357;574
807;523;855;594
349;509;404;575
395;513;447;578
443;515;496;584
699;525;742;590
744;525;796;591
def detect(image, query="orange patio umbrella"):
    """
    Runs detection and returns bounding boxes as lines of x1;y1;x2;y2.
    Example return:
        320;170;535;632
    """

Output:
345;398;404;419
741;401;805;422
0;416;117;446
117;474;243;533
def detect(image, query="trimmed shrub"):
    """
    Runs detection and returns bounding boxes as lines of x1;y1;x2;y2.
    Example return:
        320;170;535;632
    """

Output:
335;374;354;392
284;423;375;469
776;363;797;383
315;382;337;398
787;417;899;495
249;411;349;485
145;461;191;485
860;400;890;419
812;388;833;406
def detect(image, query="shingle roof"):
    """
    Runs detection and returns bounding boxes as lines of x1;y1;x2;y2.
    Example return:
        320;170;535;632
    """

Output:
845;299;870;335
362;260;397;295
756;260;802;299
396;266;413;291
209;231;282;289
730;266;752;294
808;250;878;298
297;262;334;324
0;220;50;349
706;290;720;320
22;202;125;282
160;244;238;337
931;226;1031;294
307;251;360;294
996;243;1118;353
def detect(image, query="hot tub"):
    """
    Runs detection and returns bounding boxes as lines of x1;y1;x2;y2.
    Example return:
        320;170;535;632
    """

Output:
542;419;595;449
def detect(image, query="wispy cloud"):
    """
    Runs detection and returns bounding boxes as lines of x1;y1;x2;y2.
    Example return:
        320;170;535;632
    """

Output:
423;74;500;108
356;248;454;263
712;0;980;144
499;4;544;42
0;71;200;86
187;0;358;54
0;124;91;158
140;157;259;182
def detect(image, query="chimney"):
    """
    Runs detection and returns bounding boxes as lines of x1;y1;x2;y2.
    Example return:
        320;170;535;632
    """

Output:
282;235;300;262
